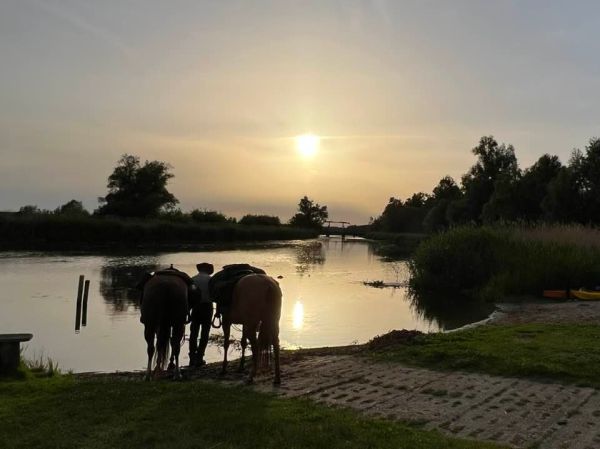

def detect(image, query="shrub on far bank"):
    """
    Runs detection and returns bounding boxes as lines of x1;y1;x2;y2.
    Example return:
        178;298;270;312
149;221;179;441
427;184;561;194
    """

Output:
239;214;281;226
0;214;318;250
190;209;234;224
409;224;600;302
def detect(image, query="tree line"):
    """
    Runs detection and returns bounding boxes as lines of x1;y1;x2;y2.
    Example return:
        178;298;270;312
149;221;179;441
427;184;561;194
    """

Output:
15;154;329;229
371;136;600;233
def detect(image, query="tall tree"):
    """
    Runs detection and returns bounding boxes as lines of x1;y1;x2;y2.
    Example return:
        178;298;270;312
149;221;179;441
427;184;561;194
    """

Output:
515;154;562;221
404;192;431;208
375;197;430;233
289;196;328;228
424;176;463;231
96;154;178;217
578;138;600;223
461;136;519;222
543;142;600;223
55;199;89;216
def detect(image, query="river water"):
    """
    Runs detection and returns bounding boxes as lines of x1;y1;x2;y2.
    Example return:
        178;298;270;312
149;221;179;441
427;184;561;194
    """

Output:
0;237;489;373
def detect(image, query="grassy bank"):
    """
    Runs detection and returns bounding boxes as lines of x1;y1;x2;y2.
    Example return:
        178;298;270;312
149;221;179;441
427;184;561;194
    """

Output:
369;324;600;388
409;224;600;302
0;377;504;449
0;214;318;250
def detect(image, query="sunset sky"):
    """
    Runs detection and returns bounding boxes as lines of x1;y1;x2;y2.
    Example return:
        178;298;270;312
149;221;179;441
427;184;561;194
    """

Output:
2;1;600;223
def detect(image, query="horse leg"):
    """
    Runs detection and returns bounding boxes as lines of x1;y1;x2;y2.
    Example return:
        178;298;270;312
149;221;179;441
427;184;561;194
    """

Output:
168;354;175;371
238;329;247;373
221;323;230;376
246;330;258;384
273;331;281;385
144;326;155;381
171;324;184;380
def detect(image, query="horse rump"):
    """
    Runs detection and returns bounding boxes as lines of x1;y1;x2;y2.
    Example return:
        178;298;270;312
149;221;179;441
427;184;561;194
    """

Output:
256;279;282;370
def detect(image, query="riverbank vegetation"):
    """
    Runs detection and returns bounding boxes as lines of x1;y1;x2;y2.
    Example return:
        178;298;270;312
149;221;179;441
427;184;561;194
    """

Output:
0;213;318;250
369;324;600;388
369;136;600;233
0;376;504;449
0;153;330;249
1;154;331;249
366;232;426;258
409;224;600;302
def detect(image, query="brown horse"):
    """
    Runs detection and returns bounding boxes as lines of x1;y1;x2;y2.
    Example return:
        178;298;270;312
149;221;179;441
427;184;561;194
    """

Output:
221;274;282;384
141;274;188;380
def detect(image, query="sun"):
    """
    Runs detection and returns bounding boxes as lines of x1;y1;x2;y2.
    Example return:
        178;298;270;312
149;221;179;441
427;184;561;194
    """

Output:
295;134;320;158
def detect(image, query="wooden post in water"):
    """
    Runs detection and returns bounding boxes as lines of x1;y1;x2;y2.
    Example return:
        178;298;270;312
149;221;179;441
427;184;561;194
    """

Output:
75;275;84;333
82;280;90;327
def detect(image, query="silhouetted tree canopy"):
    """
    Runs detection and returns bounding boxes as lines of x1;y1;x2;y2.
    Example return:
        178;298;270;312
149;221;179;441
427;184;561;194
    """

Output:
372;135;600;233
461;136;519;222
17;205;43;215
289;196;328;229
55;200;89;216
404;192;431;208
96;154;178;218
189;209;232;223
239;214;281;226
432;176;462;202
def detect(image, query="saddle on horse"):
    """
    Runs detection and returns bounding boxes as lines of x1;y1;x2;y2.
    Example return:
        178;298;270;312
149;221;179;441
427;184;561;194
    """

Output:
136;265;195;323
209;264;266;316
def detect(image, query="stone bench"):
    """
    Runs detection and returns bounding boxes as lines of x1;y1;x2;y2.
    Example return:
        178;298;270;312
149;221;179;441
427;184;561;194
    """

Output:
0;333;33;374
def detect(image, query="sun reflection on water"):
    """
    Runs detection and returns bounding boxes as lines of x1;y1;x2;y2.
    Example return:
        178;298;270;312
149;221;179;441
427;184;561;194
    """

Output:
292;300;304;330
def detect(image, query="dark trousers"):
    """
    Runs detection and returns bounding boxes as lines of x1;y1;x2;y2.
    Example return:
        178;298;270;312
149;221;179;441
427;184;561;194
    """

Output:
189;302;213;361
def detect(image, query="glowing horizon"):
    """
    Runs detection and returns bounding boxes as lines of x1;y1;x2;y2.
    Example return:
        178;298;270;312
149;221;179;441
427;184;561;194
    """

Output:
1;2;599;224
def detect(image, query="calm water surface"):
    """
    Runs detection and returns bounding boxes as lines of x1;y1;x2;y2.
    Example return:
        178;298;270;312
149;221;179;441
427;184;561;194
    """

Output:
0;237;489;372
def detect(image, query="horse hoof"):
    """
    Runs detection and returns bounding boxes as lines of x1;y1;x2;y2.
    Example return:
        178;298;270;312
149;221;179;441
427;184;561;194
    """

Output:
167;362;175;371
245;377;254;385
144;374;151;382
273;378;281;386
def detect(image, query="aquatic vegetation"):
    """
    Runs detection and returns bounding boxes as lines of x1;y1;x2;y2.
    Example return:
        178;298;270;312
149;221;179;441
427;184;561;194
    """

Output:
409;225;600;302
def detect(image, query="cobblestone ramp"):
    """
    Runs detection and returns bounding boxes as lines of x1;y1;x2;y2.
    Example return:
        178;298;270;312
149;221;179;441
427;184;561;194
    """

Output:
250;355;600;449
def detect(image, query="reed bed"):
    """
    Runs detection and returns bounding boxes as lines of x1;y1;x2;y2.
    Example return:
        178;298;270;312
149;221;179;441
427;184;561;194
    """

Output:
515;223;600;250
409;225;600;303
0;214;318;250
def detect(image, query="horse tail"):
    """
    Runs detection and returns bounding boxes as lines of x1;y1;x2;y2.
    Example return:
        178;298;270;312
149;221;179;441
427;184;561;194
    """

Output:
155;321;171;370
257;278;282;369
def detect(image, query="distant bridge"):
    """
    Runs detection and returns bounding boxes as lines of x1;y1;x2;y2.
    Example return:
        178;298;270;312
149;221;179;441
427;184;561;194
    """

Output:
324;220;352;238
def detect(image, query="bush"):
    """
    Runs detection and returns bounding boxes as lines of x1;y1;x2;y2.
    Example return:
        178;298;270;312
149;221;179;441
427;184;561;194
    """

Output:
189;209;232;224
239;214;281;226
409;225;600;302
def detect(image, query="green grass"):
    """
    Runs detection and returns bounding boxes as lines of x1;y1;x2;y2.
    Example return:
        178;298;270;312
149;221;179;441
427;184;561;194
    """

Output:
0;377;505;449
370;324;600;387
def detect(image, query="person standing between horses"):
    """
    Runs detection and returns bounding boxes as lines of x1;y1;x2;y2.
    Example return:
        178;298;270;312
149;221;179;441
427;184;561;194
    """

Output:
189;262;215;366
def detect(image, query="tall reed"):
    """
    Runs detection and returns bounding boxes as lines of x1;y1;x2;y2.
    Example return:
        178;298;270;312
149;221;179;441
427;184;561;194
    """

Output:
409;225;600;303
0;214;318;250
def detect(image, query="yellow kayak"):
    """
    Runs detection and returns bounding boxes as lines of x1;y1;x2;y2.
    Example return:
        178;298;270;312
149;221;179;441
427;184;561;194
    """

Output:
571;289;600;301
